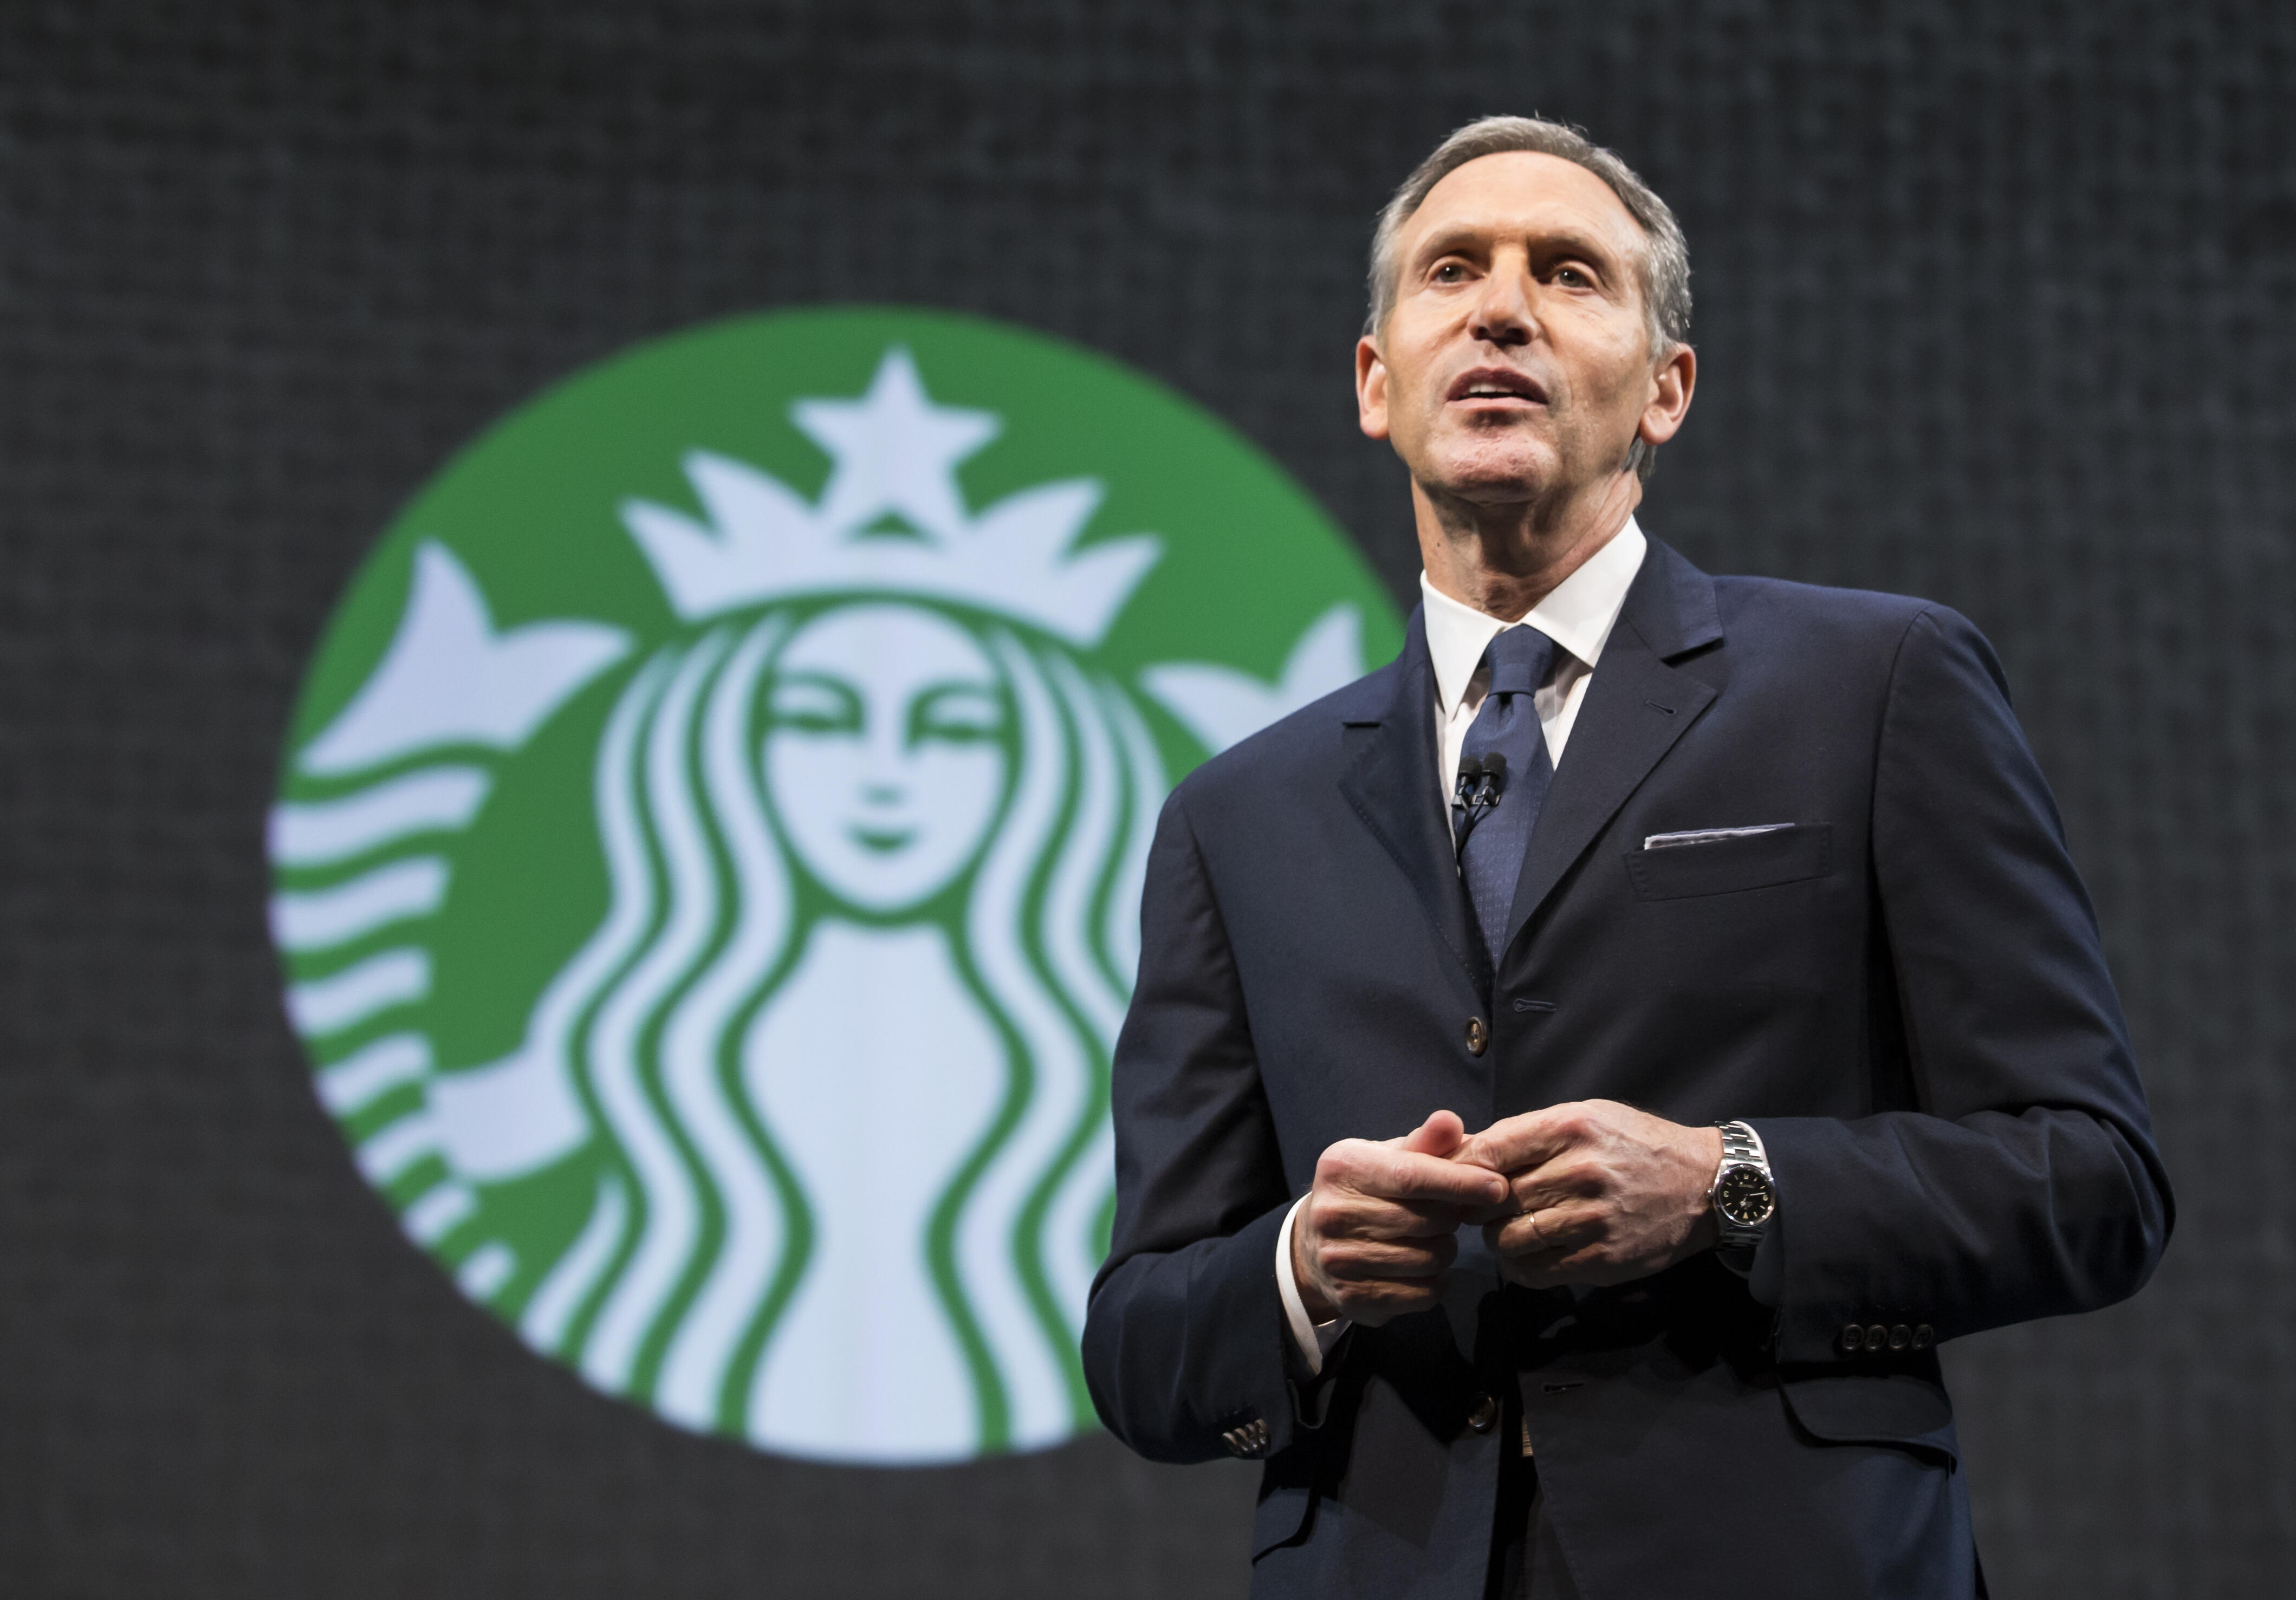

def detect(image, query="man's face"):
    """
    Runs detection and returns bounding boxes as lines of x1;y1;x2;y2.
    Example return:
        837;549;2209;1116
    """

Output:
1358;151;1683;510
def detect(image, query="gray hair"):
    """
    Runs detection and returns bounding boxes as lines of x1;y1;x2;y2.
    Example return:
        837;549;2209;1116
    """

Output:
1365;116;1692;480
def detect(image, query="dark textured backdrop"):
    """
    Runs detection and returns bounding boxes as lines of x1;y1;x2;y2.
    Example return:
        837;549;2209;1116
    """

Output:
3;2;2291;1596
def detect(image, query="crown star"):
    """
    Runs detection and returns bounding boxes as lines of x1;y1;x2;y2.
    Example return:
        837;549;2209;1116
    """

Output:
793;349;1000;540
620;345;1162;647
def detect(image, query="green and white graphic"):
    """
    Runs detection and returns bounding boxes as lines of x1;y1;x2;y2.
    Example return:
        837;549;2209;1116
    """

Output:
270;307;1401;1465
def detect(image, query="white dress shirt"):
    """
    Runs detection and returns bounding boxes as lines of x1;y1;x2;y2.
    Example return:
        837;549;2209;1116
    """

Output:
1275;518;1650;1372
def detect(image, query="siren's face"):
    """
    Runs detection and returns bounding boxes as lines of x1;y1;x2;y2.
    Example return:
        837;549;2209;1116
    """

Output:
761;603;1012;914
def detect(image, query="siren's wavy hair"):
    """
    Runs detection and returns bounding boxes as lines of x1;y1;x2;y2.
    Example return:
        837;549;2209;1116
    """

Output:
1366;115;1693;481
507;598;1164;1455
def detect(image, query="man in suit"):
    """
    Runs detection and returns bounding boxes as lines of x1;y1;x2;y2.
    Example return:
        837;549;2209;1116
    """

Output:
1081;116;2171;1599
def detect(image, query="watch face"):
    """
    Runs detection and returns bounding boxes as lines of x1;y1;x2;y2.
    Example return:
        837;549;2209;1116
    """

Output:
1716;1165;1776;1227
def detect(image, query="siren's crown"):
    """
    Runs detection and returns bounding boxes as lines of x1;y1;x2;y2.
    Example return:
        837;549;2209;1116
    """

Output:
621;347;1162;647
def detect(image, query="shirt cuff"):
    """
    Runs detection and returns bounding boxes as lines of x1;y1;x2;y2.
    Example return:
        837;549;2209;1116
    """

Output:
1276;1195;1350;1375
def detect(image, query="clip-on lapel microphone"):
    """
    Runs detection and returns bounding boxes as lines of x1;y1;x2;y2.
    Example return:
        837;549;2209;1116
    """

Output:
1451;751;1508;859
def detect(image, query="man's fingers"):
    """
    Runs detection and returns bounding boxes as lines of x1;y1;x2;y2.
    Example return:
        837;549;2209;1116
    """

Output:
1350;1147;1508;1207
1483;1201;1601;1260
1323;1233;1458;1280
1504;1157;1607;1217
1458;1103;1594;1175
1312;1189;1481;1240
1499;1247;1640;1290
1397;1108;1468;1159
1482;1214;1548;1260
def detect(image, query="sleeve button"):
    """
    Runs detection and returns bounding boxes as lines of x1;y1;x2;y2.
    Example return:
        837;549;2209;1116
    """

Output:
1220;1417;1272;1459
1912;1324;1935;1350
1888;1324;1911;1352
1840;1323;1866;1354
1866;1324;1889;1350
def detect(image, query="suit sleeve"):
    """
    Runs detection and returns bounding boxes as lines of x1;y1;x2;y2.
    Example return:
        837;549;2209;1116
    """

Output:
1081;788;1308;1462
1750;607;2175;1364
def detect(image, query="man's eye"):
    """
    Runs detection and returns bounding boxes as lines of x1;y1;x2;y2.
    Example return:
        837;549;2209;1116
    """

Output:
1433;262;1468;283
1555;266;1590;288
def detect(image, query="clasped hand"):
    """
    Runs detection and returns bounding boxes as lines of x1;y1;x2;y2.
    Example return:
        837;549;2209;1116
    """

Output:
1290;1103;1726;1326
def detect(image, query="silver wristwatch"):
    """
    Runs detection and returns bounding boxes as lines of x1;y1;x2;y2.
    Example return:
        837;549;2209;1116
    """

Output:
1710;1120;1776;1250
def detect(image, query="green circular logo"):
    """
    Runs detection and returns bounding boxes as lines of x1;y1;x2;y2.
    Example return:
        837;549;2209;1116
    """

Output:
270;307;1402;1464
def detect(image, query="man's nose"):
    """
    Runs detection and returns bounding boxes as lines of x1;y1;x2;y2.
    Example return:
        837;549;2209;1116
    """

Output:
1468;263;1538;347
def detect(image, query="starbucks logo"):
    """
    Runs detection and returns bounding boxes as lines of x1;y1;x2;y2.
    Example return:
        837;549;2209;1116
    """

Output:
270;308;1400;1464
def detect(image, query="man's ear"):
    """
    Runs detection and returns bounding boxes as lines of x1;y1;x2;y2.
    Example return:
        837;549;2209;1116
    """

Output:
1637;341;1697;448
1356;336;1391;441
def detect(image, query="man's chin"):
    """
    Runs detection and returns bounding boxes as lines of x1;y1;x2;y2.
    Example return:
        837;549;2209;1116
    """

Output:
1409;427;1561;500
1420;458;1558;508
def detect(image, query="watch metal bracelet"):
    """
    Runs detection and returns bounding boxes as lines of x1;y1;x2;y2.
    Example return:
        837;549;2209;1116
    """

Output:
1711;1118;1775;1249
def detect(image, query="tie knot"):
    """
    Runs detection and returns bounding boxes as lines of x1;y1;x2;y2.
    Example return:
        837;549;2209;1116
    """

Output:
1482;626;1558;699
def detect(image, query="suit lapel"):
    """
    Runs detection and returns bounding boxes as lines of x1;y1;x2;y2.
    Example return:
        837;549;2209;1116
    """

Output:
1497;542;1723;960
1335;608;1486;991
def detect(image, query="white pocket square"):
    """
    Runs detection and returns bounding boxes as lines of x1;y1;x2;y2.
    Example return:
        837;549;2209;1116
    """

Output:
1642;824;1795;851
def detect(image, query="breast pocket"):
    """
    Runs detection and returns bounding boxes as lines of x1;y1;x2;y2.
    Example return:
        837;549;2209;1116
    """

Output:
1624;823;1833;900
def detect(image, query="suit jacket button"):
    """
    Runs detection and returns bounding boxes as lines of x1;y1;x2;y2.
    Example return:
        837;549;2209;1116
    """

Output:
1465;1017;1489;1056
1912;1324;1935;1350
1466;1392;1499;1433
1841;1323;1866;1354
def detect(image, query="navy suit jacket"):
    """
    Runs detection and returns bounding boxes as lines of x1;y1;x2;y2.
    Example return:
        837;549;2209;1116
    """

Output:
1082;541;2171;1600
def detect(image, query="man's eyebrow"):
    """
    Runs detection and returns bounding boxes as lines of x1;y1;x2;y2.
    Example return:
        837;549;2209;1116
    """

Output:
1408;220;1632;275
1407;222;1486;264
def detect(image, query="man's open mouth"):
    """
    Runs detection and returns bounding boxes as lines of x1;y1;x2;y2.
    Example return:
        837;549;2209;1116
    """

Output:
1447;368;1549;405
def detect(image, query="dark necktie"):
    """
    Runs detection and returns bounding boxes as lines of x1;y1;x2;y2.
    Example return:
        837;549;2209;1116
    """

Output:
1454;626;1559;972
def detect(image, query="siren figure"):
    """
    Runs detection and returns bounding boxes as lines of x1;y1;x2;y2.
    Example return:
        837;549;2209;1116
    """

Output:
455;349;1168;1462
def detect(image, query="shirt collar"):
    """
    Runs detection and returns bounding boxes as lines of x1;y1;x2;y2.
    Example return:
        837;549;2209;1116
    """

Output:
1419;517;1649;717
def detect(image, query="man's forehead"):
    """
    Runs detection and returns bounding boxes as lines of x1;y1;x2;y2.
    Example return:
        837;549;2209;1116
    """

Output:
1403;151;1642;258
